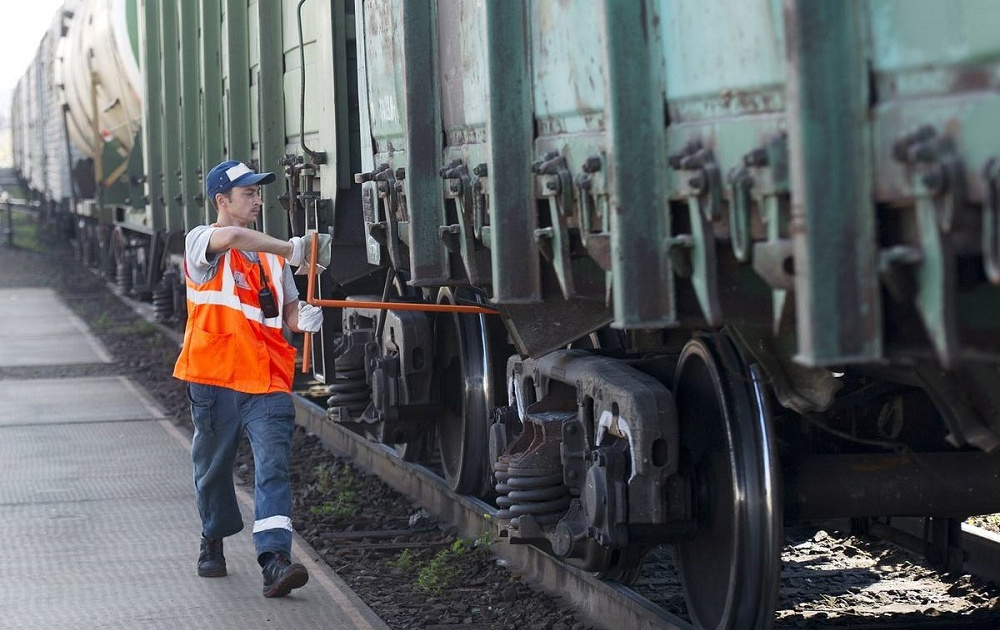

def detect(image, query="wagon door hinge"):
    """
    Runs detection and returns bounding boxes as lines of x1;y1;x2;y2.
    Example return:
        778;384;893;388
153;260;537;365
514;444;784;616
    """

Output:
574;155;611;272
533;152;576;300
668;141;722;326
726;164;755;264
471;163;489;241
884;126;964;367
731;135;795;335
439;159;488;285
356;163;406;270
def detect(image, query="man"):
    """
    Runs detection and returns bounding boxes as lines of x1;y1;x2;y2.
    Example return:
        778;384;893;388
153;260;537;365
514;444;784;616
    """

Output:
173;159;330;597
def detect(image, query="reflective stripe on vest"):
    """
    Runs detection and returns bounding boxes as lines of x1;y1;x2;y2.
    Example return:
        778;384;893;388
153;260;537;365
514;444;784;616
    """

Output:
184;252;285;329
173;250;296;394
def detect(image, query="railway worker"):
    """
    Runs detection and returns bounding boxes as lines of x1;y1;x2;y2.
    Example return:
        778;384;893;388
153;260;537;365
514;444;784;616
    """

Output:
172;159;332;598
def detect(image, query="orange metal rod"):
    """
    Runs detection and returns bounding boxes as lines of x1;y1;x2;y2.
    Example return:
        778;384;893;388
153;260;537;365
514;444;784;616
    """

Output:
308;297;498;314
303;232;498;315
306;231;318;310
302;323;312;373
300;232;319;374
300;232;500;374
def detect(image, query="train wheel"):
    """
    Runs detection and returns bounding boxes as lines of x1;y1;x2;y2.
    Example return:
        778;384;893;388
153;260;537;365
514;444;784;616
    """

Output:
672;334;782;630
434;287;494;496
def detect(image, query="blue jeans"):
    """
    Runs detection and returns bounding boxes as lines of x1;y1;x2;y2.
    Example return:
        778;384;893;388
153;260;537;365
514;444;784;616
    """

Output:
187;382;296;565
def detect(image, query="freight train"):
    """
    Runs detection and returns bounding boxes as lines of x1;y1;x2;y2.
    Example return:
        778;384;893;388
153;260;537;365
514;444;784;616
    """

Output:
12;1;1000;628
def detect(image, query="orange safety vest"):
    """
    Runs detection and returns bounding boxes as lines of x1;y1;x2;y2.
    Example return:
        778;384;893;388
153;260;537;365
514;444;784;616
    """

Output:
173;249;296;394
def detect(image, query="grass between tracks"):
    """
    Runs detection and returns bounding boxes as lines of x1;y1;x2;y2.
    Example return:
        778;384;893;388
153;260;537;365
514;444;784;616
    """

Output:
308;463;358;518
390;530;497;596
304;457;500;597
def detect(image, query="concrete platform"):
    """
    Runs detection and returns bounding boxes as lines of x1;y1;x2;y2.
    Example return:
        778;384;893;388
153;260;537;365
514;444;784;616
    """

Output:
0;288;111;366
0;289;387;630
0;376;162;426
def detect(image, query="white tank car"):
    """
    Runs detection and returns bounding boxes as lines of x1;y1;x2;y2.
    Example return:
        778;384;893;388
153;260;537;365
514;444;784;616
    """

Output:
10;1;82;209
58;0;142;162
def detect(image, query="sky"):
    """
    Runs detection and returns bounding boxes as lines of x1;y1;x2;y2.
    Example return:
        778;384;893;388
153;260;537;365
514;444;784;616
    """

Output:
0;0;67;117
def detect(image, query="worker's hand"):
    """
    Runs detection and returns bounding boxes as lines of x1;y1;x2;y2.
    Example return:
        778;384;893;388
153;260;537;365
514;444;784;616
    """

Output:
287;231;332;274
297;301;323;333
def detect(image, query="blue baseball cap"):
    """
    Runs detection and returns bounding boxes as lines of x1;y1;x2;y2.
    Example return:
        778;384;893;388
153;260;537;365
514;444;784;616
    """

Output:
205;160;276;198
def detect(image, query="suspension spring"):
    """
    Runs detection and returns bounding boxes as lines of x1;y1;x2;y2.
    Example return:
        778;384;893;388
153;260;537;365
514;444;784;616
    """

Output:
494;410;574;529
326;354;371;418
152;276;174;322
116;261;132;295
496;472;569;528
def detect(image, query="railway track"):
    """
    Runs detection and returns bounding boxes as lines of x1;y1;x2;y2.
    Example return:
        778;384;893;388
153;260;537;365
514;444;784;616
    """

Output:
99;272;1000;630
292;395;1000;630
293;395;693;630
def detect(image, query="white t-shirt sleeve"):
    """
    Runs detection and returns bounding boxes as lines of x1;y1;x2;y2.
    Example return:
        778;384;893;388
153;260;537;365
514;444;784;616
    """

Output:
281;264;299;304
184;225;222;284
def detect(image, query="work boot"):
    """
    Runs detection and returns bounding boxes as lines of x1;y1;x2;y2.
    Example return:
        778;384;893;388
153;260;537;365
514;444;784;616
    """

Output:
261;552;309;597
198;537;227;577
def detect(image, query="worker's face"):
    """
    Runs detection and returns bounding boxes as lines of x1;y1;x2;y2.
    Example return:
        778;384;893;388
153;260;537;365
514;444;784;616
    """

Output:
216;185;263;226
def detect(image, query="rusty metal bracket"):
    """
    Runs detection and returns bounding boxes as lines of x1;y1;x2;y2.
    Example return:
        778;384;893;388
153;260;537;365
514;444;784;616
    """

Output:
440;159;487;285
878;202;960;370
892;126;966;233
757;187;794;337
356;163;406;270
915;194;959;368
727;165;754;263
731;137;793;335
471;162;488;240
533;152;576;300
575;155;611;272
668;141;721;325
890;127;963;367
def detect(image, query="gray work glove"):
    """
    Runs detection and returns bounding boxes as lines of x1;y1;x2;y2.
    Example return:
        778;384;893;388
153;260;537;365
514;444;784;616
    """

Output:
287;231;333;274
297;301;324;332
